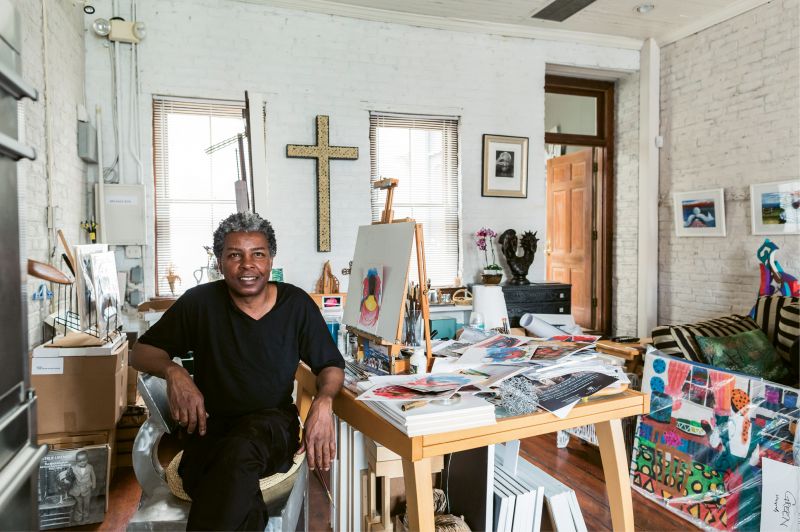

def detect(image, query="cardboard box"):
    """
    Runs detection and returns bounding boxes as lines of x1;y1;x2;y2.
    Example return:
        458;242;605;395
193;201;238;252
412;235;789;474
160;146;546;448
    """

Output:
32;331;126;358
126;366;139;405
137;297;176;312
32;341;128;434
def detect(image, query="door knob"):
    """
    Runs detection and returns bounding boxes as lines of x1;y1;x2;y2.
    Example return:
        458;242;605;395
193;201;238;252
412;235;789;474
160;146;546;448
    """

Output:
545;241;552;256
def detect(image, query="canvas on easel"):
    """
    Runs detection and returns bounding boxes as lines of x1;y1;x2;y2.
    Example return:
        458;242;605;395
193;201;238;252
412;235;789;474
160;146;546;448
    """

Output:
343;225;414;342
342;178;433;373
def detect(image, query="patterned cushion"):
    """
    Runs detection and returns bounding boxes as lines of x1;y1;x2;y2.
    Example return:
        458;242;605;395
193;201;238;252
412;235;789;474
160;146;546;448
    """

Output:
753;295;800;347
669;315;760;363
697;329;789;383
777;303;799;361
651;325;683;356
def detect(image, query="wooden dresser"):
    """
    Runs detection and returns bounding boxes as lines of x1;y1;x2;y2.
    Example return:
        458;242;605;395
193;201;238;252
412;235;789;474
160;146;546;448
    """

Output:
501;282;571;327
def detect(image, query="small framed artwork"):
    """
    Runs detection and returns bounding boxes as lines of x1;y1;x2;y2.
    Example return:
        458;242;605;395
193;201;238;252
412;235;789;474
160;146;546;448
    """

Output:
673;188;726;237
750;180;800;235
481;134;529;198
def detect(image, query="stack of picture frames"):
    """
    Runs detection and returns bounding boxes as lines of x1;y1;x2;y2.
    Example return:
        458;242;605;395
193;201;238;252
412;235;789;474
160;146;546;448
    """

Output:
341;178;433;375
672;180;800;237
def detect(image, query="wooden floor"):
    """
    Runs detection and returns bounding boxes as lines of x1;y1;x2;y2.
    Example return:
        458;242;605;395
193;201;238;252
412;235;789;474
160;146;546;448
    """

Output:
56;434;690;532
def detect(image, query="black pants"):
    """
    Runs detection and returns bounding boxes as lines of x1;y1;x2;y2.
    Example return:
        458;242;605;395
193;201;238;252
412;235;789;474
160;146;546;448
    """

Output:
179;406;301;531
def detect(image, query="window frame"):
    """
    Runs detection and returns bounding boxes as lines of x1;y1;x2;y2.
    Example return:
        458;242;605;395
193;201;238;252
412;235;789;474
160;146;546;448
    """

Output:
368;112;462;287
151;95;246;296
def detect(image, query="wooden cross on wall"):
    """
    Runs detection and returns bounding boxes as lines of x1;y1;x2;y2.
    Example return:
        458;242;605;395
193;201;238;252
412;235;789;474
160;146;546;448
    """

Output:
287;115;358;252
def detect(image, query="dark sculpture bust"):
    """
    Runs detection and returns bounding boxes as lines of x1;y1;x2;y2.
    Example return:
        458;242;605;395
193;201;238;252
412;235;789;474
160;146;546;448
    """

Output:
498;229;539;285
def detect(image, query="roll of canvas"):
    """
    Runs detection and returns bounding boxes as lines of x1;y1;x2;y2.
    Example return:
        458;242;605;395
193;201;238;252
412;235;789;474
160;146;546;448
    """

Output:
471;285;509;330
519;314;565;338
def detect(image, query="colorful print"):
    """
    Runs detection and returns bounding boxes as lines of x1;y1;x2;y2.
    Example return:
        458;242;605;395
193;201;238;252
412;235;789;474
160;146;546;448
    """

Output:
631;352;799;531
358;266;383;330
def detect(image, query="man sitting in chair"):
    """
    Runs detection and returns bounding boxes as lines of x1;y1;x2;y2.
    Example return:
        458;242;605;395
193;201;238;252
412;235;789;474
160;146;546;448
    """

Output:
132;212;344;531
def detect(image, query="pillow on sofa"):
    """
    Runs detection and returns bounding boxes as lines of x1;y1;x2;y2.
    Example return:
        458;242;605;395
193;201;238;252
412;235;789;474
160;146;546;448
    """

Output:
778;303;800;385
668;315;760;363
650;325;684;356
753;294;799;348
777;303;799;358
697;329;790;384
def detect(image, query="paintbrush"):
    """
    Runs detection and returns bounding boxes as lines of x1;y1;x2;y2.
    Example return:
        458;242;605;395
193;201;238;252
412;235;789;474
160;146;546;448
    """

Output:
313;467;335;508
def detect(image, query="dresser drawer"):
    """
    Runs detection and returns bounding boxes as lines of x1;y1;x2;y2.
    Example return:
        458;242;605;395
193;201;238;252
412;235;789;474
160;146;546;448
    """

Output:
501;283;571;304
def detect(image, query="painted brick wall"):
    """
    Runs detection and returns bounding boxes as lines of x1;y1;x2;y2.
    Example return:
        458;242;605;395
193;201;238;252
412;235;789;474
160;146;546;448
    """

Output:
613;72;640;336
12;0;87;347
658;0;800;326
84;0;640;319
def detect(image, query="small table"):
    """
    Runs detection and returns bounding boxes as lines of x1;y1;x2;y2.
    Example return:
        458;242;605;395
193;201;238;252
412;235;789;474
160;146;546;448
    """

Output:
295;365;649;531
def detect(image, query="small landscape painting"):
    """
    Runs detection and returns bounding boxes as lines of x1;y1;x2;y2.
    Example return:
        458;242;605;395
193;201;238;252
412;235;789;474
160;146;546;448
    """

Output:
750;180;800;235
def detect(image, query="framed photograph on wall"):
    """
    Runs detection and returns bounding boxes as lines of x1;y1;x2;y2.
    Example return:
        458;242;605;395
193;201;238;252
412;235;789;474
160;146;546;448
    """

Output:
672;188;726;237
481;134;528;198
750;180;800;235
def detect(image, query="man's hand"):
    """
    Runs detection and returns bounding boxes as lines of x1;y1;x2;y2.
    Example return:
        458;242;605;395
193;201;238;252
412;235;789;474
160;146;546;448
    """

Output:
299;397;335;471
165;364;208;436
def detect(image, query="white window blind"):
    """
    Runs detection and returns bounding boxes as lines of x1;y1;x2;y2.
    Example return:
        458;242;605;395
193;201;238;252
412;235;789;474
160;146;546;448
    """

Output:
369;113;461;286
152;96;246;296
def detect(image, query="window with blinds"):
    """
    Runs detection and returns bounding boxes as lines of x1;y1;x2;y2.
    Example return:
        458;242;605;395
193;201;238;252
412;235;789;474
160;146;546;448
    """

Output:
369;113;461;286
152;96;246;296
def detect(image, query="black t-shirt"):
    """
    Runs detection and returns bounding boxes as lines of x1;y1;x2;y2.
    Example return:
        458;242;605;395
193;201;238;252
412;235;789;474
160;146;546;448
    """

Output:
138;280;344;418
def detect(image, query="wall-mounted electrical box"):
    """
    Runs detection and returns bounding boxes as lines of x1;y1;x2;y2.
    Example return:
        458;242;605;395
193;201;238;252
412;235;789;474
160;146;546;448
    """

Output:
77;120;97;163
95;184;146;245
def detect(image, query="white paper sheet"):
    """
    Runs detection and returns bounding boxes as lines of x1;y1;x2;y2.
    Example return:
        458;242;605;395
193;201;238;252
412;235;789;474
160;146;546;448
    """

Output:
760;458;800;532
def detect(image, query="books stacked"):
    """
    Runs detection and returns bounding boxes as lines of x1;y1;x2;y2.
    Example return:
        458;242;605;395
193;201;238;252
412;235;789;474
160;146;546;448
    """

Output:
493;465;544;532
496;445;587;532
364;393;496;436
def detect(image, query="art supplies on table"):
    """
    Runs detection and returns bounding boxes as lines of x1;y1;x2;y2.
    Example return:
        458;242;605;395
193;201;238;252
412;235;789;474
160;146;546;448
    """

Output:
547;335;601;343
455;333;531;353
457;364;529;388
525;372;618;418
364;392;497;436
458;345;537;365
356;373;483;402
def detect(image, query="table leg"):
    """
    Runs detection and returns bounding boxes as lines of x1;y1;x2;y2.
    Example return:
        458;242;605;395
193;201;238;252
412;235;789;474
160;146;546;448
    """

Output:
401;458;435;532
595;419;634;531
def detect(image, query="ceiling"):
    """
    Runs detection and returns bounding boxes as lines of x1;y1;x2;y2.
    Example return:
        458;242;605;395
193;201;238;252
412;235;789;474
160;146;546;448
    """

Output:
249;0;770;48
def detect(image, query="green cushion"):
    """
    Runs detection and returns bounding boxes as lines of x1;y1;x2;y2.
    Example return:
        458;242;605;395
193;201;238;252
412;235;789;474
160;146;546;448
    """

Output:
696;329;790;384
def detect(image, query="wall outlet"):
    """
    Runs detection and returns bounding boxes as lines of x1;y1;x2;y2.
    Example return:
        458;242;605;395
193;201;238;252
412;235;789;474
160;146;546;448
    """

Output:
125;245;143;259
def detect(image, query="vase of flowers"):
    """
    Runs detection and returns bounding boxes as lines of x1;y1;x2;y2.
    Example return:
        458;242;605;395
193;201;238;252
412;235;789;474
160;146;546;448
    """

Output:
476;227;503;284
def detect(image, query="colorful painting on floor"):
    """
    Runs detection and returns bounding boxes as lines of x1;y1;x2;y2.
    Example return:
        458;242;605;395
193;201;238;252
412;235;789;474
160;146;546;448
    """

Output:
630;352;799;531
358;265;383;332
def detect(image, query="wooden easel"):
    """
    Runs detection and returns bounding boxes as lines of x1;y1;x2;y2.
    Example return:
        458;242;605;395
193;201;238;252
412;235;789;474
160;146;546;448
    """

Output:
347;178;433;373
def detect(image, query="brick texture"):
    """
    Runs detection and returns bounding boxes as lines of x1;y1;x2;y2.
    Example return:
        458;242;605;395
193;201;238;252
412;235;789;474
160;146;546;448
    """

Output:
12;0;87;347
658;0;800;326
83;0;640;310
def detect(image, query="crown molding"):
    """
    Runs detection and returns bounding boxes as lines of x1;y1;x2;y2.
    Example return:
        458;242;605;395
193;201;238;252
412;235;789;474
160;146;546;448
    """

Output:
658;0;772;45
235;0;645;50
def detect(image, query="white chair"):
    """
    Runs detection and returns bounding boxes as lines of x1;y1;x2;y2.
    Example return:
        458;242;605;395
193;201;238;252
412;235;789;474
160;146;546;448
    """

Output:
127;372;307;531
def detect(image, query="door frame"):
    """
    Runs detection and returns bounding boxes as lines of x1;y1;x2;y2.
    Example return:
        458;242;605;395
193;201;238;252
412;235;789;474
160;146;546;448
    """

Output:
544;75;614;334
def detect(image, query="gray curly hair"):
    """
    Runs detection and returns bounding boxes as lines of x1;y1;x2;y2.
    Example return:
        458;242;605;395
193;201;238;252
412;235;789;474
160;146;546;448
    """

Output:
213;212;277;258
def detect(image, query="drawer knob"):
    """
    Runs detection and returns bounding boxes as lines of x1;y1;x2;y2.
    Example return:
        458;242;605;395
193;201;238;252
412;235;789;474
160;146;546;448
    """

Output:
559;293;565;299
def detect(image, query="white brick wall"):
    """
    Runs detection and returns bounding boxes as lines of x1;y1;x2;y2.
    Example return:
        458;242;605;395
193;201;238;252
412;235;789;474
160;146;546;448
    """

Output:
13;0;87;347
658;0;800;325
84;0;641;310
613;72;640;336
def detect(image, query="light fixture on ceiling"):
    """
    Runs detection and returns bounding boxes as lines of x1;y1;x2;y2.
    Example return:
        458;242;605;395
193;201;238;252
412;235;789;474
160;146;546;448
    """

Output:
634;3;655;14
